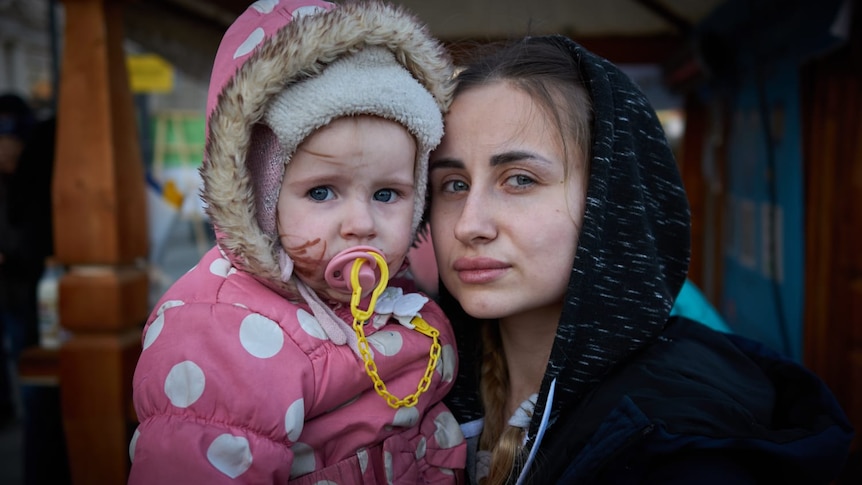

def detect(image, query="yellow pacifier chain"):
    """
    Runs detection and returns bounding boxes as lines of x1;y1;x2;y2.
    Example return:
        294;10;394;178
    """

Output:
349;253;441;408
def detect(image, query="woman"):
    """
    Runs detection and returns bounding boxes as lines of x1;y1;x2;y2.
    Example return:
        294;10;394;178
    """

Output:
428;35;852;484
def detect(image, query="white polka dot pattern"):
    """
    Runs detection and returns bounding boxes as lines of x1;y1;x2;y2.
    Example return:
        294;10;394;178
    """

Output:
157;299;185;316
164;361;206;408
357;448;369;473
384;450;394;485
392;406;419;428
239;313;284;358
233;27;265;59
436;344;456;383
433;412;464;449
415;436;426;460
209;257;232;277
290;442;316;478
207;434;253;478
129;428;141;462
297;308;328;340
251;0;278;14
285;399;304;442
142;313;166;351
144;300;185;351
367;330;403;357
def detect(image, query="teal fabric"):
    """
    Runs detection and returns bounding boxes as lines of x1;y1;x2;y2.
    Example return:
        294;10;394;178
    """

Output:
670;279;731;333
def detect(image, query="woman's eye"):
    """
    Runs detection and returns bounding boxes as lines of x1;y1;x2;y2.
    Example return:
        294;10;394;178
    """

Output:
308;186;334;201
505;174;536;188
441;179;469;193
373;189;397;203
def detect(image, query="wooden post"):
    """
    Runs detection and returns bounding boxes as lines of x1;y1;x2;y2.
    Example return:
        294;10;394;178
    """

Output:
53;0;148;483
802;3;862;476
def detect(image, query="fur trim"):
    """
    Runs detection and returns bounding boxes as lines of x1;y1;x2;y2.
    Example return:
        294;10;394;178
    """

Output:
200;1;454;290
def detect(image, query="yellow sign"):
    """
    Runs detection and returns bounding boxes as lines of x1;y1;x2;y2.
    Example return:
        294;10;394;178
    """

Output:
127;54;174;93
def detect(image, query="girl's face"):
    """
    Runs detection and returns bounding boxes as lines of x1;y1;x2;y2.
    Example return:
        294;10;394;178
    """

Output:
277;115;416;302
429;82;586;322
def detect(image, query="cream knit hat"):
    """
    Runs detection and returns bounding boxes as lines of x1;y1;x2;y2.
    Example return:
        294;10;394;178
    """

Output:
248;46;443;239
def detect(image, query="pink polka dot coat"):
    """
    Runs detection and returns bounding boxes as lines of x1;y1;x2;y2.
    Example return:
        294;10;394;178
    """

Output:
129;1;463;483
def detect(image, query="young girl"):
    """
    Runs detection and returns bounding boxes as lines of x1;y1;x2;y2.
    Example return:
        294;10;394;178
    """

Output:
429;36;852;484
129;1;464;483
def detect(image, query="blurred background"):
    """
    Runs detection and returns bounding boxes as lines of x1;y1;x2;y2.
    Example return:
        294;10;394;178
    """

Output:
0;0;859;483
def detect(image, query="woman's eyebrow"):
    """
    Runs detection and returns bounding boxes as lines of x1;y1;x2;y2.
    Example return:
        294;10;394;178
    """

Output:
430;150;554;170
490;150;552;166
429;157;464;170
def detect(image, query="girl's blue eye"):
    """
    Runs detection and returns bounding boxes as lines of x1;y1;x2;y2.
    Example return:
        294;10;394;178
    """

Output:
308;186;334;201
373;189;397;203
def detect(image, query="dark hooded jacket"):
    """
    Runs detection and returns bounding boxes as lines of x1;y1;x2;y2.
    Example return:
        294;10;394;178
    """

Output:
442;35;853;484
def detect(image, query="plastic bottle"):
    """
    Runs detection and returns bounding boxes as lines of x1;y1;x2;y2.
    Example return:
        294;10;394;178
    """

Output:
37;259;64;349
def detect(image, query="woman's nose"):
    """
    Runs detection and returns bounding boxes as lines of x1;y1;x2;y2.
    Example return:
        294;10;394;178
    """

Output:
453;190;496;244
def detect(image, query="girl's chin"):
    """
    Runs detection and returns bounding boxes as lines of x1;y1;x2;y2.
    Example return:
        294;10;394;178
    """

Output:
319;287;353;304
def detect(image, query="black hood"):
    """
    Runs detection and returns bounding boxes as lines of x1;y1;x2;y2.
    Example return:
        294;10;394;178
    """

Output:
443;35;691;442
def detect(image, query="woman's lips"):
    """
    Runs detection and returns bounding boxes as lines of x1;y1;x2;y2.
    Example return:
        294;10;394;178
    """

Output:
452;257;510;284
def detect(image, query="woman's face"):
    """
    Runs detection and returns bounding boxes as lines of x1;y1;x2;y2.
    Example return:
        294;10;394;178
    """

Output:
429;82;586;322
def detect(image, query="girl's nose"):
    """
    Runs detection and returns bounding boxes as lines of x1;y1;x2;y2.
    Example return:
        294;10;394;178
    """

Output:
340;199;377;241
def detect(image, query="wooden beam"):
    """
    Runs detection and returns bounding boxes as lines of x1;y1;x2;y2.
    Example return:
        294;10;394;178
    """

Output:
679;93;707;287
55;0;147;265
567;34;687;65
54;0;148;483
632;0;694;36
801;7;862;471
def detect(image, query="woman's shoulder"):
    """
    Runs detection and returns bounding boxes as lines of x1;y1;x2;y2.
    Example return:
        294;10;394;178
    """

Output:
631;317;849;433
545;317;853;483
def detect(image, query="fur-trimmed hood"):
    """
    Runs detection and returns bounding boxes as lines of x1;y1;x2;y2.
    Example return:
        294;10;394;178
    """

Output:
200;0;453;291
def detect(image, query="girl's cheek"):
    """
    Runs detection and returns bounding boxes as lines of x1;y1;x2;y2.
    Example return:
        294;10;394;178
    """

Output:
283;238;326;278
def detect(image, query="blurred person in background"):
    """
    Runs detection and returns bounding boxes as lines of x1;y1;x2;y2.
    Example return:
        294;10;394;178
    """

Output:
0;92;56;423
0;92;36;425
